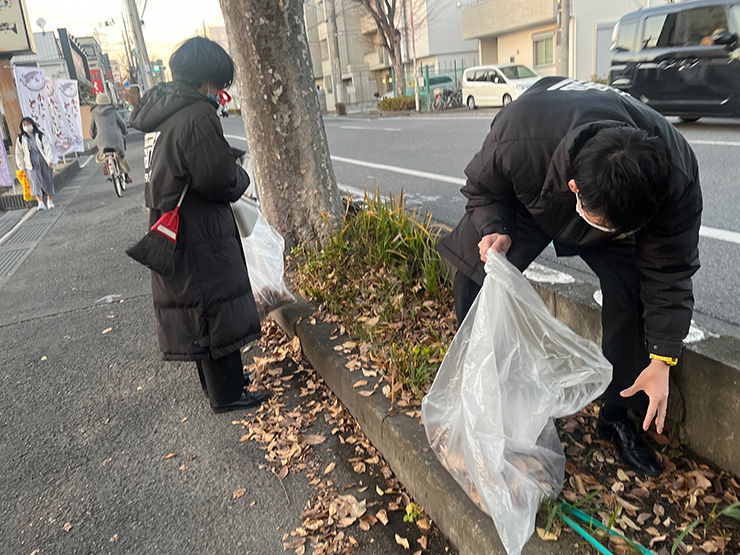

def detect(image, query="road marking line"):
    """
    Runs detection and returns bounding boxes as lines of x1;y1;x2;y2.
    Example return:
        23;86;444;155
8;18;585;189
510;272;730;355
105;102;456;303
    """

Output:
80;156;94;168
332;156;467;185
699;226;740;245
339;125;401;132
226;134;740;246
690;140;740;147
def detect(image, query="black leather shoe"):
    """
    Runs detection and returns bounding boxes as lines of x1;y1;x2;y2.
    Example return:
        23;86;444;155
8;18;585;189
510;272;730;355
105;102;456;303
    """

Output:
596;414;663;477
202;372;256;397
211;390;272;413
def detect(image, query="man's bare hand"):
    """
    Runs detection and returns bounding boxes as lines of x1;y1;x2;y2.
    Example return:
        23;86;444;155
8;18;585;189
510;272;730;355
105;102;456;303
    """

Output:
478;233;512;262
620;358;671;433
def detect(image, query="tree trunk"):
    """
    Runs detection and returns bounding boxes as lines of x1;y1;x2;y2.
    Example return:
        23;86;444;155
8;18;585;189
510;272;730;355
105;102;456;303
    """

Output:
391;32;405;97
219;0;343;249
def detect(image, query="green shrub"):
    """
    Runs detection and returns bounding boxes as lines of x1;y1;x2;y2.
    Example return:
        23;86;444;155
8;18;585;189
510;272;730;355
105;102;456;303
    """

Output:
378;96;416;111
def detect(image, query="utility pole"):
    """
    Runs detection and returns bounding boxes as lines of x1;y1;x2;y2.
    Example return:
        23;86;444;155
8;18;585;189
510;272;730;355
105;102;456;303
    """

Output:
125;0;155;90
408;0;420;111
326;0;344;105
555;0;570;77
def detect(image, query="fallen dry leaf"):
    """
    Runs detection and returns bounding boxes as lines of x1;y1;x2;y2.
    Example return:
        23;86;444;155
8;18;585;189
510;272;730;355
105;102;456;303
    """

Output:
353;380;368;389
233;488;246;500
323;462;335;475
416;517;431;531
164;452;178;460
358;389;375;397
109;534;119;542
395;534;410;549
537;527;558;541
303;434;326;445
102;327;112;334
376;509;389;525
63;522;72;532
418;535;428;549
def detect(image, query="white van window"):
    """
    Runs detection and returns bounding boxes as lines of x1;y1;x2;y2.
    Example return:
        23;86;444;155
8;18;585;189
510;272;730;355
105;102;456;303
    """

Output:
613;20;638;51
731;5;740;33
685;6;729;45
642;13;680;48
500;65;537;79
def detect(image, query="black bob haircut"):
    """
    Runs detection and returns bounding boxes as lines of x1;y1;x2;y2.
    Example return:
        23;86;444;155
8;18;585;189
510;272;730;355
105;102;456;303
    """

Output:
169;37;235;91
573;126;672;233
19;117;43;140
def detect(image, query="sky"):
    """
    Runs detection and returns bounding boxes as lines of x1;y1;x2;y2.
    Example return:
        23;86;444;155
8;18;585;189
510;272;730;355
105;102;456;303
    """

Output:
26;0;226;62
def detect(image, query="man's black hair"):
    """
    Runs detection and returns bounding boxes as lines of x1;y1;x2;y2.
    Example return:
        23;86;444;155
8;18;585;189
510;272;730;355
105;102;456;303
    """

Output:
169;37;234;91
19;117;43;140
573;126;672;232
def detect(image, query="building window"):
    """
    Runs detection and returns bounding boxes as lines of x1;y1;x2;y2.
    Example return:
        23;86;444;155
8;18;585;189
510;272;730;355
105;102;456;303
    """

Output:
533;33;554;67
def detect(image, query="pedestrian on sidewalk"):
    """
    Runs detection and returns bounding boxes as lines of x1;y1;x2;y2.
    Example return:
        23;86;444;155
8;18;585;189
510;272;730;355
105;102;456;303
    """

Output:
90;94;132;184
130;36;270;413
15;117;55;210
438;77;702;478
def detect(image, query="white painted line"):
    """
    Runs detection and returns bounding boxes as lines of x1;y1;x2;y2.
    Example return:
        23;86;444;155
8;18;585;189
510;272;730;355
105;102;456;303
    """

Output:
699;225;740;245
80;155;94;168
224;134;247;142
228;133;740;247
339;125;401;132
332;156;466;185
689;139;740;147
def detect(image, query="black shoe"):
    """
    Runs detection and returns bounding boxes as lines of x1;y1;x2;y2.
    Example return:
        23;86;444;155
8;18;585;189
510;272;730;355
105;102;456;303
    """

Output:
596;414;663;477
211;390;272;413
202;372;256;397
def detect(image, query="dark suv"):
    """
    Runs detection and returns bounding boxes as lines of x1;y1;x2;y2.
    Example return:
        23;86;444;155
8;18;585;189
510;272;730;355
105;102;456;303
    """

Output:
609;0;740;121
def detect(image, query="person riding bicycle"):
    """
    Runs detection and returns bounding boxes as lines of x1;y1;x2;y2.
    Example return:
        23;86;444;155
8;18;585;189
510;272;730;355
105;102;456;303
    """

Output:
90;93;132;184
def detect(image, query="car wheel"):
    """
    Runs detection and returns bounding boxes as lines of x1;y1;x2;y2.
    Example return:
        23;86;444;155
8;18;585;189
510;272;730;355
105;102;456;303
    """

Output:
502;94;512;106
467;96;477;110
679;116;701;123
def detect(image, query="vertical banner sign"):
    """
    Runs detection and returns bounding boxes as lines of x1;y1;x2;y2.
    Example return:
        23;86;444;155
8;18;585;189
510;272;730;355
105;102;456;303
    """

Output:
46;78;84;156
13;66;55;151
0;139;13;188
90;69;104;96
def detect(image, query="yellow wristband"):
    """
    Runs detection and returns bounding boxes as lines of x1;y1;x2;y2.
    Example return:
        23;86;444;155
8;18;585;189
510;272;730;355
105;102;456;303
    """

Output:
650;353;678;366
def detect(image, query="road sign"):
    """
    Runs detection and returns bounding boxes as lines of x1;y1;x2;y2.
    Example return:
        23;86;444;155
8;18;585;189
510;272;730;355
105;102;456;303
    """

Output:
124;81;130;90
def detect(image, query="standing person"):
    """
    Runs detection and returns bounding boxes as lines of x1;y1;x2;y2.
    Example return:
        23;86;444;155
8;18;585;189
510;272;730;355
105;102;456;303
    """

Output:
130;36;270;413
438;77;702;477
15;117;55;210
90;94;132;184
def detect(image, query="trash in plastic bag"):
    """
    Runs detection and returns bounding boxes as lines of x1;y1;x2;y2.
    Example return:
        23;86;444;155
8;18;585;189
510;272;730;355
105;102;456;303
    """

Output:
240;213;296;320
421;250;612;555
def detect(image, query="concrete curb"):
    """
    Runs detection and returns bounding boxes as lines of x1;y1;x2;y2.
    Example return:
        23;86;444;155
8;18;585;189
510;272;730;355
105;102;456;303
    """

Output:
525;277;740;479
273;300;572;555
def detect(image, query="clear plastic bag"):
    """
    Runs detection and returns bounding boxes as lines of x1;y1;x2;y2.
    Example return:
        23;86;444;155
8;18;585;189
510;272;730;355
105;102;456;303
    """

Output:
421;250;612;555
240;213;296;320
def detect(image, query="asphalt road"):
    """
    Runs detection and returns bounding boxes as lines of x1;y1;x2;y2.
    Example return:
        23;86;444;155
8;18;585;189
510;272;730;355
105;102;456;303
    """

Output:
221;112;740;333
0;135;454;555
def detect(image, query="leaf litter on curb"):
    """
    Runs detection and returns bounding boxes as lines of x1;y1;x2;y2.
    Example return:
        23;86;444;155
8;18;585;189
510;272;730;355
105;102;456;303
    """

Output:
235;319;454;555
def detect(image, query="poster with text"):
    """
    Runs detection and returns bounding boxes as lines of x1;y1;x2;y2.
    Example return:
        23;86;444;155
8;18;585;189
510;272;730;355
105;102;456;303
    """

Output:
13;65;55;158
47;79;84;156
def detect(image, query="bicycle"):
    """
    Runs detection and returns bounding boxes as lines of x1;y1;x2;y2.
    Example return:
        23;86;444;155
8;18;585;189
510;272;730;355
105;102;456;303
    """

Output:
103;148;125;198
431;88;463;111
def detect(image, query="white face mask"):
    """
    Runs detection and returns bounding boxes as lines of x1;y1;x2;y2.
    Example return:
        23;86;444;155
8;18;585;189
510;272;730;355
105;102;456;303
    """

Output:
575;194;617;233
23;125;34;134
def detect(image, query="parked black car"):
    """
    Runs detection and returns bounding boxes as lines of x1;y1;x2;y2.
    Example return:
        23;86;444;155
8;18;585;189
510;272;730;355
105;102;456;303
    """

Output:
609;0;740;121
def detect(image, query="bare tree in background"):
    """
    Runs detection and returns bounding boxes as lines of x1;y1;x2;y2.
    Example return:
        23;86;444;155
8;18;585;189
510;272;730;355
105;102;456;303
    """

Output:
219;0;343;248
350;0;446;98
357;0;405;97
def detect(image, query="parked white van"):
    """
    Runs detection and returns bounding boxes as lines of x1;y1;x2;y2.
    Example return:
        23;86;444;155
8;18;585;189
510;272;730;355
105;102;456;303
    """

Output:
462;64;541;109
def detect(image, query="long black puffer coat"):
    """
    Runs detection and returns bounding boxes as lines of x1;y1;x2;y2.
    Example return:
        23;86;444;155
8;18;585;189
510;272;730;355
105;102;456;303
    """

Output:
131;82;260;361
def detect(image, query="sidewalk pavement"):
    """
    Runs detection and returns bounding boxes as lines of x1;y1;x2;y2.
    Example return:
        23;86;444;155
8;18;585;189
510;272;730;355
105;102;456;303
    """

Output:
0;133;457;554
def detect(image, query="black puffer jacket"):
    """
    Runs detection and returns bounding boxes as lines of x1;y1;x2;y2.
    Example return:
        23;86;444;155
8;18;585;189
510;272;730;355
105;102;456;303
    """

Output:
438;77;702;358
131;82;260;361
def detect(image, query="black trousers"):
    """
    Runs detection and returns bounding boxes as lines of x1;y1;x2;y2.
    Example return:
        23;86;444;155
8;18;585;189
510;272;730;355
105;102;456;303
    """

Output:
196;350;244;408
453;231;650;412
